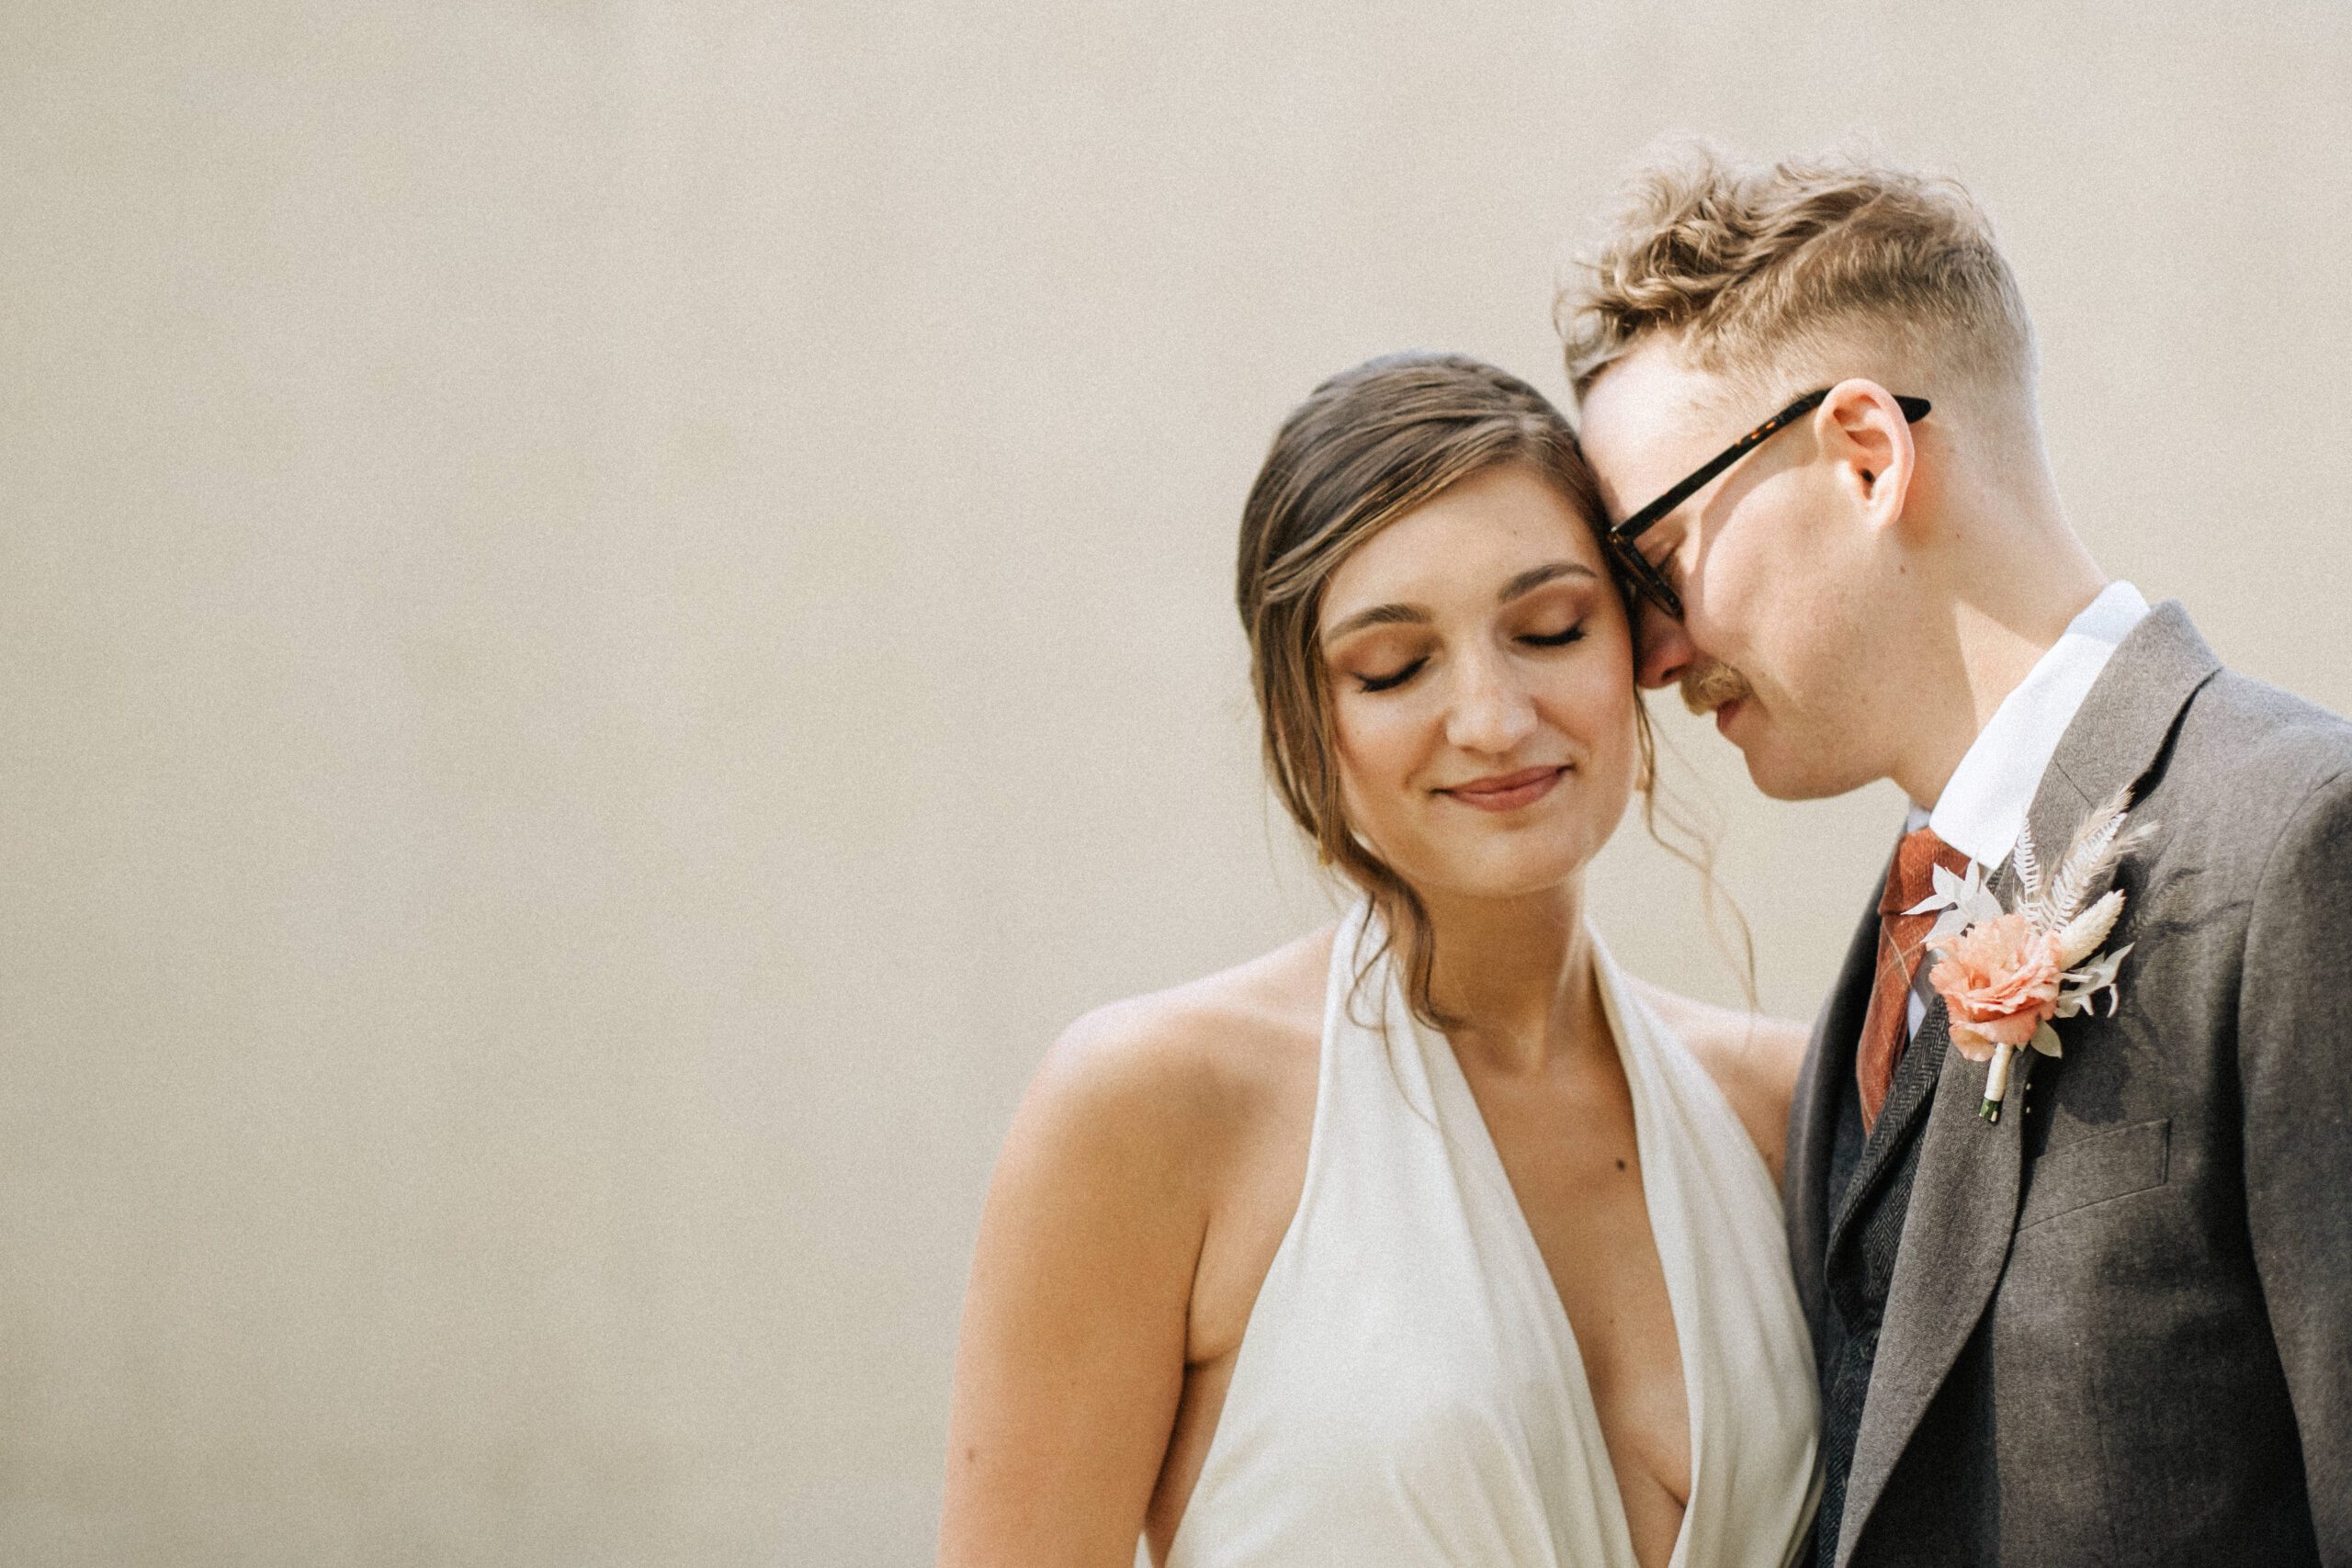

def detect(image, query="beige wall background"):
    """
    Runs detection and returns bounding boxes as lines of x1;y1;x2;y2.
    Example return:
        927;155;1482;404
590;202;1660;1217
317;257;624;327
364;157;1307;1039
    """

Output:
5;4;2348;1564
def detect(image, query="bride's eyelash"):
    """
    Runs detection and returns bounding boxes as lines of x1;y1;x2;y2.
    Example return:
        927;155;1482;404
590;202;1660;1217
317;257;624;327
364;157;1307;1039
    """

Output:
1356;659;1426;694
1354;622;1584;694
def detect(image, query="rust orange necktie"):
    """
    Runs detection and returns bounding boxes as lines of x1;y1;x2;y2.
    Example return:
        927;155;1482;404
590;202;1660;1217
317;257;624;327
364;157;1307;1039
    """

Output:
1857;826;1973;1132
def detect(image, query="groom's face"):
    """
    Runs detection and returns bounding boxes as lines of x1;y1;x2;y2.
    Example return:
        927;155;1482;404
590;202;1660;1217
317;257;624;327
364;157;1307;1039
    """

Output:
1577;339;1889;800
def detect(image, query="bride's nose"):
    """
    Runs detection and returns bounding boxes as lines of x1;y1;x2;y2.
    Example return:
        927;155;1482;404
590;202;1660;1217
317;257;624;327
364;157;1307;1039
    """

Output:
1442;649;1538;755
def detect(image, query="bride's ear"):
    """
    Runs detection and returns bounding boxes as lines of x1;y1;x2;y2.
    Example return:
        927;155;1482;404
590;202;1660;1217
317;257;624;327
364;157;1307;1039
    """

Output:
1815;379;1917;535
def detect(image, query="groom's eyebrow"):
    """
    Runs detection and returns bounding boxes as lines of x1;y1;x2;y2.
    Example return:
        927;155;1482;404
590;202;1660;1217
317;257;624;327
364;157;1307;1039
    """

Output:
1321;562;1598;645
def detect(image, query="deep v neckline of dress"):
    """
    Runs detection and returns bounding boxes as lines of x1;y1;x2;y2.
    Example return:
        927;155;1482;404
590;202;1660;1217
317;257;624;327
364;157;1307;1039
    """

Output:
1415;938;1702;1568
1160;901;1817;1568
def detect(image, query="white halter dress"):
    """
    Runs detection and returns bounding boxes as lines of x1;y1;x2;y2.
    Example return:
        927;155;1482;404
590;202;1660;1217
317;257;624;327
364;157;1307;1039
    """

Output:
1162;902;1819;1568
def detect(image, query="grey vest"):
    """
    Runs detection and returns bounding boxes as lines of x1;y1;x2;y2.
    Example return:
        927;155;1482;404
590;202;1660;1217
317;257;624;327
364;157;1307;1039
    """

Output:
1809;897;1951;1568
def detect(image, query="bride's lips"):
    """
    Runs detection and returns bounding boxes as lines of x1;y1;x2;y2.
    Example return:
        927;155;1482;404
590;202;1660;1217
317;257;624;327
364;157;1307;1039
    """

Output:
1437;765;1566;813
1713;697;1743;734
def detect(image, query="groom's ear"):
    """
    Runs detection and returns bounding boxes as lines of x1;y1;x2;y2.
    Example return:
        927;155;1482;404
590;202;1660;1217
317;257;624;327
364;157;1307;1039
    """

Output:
1815;378;1917;535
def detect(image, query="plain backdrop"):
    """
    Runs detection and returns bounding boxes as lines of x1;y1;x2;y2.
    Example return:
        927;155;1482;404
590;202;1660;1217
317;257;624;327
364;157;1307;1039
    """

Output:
5;4;2348;1564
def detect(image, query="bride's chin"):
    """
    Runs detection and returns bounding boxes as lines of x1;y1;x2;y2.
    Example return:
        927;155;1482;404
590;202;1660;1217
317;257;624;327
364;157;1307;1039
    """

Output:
1411;849;1593;906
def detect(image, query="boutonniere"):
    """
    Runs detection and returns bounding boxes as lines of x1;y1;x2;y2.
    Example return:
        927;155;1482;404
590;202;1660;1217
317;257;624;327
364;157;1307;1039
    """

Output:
1908;789;2153;1122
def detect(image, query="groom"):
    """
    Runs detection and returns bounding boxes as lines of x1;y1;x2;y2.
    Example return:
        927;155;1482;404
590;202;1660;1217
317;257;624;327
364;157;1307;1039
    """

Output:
1560;153;2351;1566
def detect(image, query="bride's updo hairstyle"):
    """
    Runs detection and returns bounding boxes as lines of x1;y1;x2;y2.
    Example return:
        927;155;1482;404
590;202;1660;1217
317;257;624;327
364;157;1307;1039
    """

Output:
1236;351;1662;1027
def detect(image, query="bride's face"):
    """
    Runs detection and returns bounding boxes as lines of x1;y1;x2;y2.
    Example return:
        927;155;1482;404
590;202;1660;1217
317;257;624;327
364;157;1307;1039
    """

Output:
1318;462;1639;904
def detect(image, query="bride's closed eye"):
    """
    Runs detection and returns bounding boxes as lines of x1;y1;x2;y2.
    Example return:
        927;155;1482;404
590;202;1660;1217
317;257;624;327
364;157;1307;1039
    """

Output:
1356;658;1427;694
1351;620;1586;694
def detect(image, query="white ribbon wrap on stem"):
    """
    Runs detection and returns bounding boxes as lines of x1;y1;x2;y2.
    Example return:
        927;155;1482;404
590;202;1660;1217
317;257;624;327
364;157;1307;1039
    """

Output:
1979;1043;2017;1122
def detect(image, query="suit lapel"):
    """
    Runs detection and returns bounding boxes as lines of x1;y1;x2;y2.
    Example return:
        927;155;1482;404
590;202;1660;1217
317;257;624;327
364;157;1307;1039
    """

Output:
1832;601;2223;1566
1826;987;1953;1269
1832;930;2037;1568
1787;865;1889;1344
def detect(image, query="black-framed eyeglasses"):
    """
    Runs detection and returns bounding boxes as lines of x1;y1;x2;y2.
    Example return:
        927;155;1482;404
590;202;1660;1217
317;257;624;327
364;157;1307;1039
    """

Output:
1603;386;1930;620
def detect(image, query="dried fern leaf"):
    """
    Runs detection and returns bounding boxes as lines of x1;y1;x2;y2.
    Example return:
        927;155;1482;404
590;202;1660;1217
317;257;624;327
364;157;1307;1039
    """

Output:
2014;825;2048;924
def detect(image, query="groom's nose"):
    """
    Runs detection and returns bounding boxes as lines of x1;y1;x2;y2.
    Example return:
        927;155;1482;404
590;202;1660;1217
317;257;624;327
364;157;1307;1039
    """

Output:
1634;602;1693;690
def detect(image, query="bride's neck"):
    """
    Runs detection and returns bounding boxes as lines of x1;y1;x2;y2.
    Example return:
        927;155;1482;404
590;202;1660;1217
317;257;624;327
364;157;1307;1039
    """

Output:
1415;880;1605;1076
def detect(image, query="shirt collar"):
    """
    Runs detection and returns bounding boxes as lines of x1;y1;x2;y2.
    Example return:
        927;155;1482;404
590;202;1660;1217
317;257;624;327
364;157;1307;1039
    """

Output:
1917;580;2152;867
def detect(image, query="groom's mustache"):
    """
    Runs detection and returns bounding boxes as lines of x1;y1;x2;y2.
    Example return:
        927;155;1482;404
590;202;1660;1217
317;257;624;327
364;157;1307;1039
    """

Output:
1679;660;1753;716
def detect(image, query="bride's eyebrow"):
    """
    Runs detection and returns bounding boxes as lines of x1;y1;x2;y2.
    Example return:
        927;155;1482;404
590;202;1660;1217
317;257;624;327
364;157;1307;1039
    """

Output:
1498;561;1599;601
1320;603;1429;645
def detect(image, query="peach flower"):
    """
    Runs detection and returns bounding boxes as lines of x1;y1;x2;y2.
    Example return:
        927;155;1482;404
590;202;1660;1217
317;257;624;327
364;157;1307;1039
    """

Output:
1928;911;2064;1061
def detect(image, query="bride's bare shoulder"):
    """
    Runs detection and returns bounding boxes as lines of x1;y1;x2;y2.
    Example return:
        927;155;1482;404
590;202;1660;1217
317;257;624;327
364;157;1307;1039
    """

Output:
1625;976;1810;1185
1024;926;1334;1151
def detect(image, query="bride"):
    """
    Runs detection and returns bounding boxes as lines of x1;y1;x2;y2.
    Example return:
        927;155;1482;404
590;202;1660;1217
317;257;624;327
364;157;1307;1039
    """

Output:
939;352;1819;1568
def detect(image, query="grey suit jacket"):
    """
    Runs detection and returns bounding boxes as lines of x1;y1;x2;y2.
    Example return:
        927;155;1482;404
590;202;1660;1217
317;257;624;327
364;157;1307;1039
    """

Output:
1788;602;2352;1566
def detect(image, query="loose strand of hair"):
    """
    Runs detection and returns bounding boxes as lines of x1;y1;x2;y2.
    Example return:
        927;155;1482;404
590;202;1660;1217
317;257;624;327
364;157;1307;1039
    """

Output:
1634;702;1760;1012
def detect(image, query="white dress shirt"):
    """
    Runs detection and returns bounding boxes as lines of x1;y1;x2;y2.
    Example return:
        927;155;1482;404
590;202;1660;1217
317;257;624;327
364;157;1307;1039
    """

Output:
1900;580;2152;1036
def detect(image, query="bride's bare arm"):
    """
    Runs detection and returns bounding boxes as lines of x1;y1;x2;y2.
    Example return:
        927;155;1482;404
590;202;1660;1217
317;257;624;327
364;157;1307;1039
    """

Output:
939;1000;1222;1568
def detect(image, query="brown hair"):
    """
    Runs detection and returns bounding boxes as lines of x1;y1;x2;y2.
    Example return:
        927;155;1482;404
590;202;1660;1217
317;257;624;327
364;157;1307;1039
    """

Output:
1236;352;1734;1028
1557;148;2035;404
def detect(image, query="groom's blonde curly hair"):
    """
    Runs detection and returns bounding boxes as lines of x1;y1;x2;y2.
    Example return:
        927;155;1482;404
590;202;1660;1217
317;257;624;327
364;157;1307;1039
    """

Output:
1556;148;2037;408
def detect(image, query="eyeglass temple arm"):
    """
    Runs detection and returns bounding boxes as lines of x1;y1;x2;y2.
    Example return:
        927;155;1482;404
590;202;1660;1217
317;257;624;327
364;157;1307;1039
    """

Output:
1610;389;1930;544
